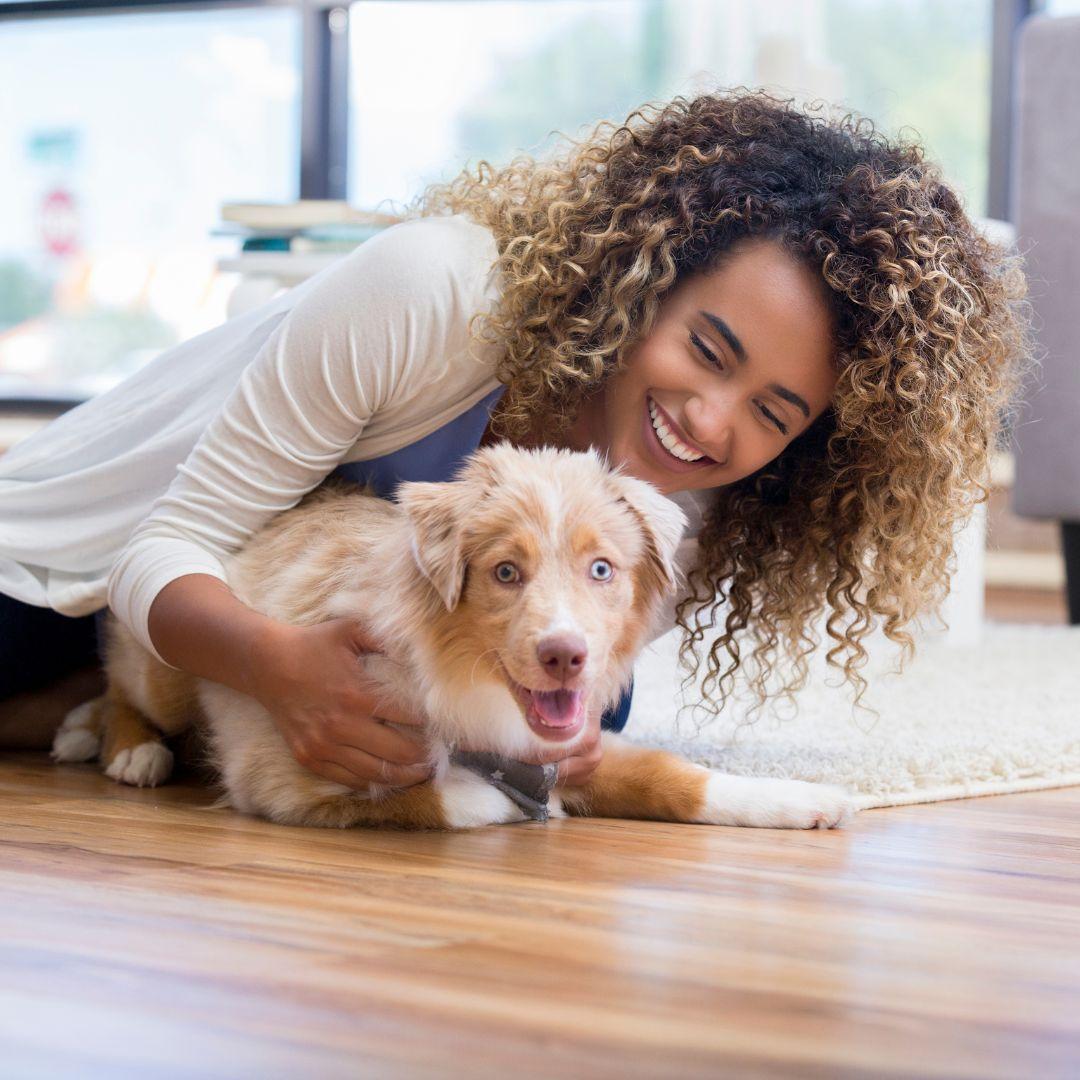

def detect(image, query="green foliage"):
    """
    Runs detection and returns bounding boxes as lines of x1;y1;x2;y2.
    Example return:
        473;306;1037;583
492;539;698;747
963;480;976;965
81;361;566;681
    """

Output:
824;0;991;216
449;0;990;217
453;2;672;178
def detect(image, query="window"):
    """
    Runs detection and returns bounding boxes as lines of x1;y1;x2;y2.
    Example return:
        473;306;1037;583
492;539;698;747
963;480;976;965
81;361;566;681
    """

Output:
348;0;992;221
0;5;300;399
0;0;1002;402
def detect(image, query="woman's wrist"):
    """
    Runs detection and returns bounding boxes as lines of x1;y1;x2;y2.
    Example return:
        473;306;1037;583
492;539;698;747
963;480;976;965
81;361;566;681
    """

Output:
238;615;299;702
147;574;297;699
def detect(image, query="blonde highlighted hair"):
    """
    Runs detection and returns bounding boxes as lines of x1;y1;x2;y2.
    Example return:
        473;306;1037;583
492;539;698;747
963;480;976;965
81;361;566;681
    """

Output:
406;87;1033;721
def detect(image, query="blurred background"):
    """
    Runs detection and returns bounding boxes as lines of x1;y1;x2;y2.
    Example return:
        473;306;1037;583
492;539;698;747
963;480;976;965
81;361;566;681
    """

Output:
1;0;1077;624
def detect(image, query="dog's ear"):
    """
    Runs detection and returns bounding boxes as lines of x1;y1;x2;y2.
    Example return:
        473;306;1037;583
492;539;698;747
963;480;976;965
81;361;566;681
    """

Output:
396;480;478;611
607;474;688;597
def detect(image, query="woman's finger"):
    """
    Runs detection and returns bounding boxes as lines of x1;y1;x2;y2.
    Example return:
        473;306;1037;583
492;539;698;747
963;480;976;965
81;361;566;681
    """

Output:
335;719;430;766
516;729;600;766
365;701;427;728
354;682;428;728
558;749;604;788
307;758;379;790
308;744;433;788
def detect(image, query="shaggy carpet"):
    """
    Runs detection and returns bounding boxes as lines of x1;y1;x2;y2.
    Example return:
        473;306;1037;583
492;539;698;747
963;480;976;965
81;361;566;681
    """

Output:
625;622;1080;810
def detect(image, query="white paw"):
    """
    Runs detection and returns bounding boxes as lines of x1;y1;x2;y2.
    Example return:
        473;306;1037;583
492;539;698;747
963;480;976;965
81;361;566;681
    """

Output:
105;742;174;788
695;772;857;830
51;701;100;762
438;765;530;830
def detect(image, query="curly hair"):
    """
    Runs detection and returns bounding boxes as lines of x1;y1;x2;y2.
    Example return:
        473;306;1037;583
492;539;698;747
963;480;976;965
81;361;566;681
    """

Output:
405;87;1033;723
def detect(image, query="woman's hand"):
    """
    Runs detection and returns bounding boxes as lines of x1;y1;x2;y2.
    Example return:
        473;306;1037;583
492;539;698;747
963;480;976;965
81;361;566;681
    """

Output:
249;618;433;790
148;575;602;790
515;703;605;787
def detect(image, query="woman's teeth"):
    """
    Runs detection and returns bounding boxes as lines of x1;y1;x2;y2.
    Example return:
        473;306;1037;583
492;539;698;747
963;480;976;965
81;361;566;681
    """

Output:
648;398;704;462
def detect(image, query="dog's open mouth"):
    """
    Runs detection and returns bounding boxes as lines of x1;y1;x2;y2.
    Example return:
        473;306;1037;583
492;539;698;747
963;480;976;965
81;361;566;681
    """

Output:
505;674;587;742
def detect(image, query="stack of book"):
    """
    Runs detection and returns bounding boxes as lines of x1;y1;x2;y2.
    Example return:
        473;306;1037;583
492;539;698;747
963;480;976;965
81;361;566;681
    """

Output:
215;201;402;254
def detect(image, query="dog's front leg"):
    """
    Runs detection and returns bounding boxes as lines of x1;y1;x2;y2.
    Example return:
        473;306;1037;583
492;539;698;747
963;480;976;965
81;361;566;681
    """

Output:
557;733;857;829
433;764;533;830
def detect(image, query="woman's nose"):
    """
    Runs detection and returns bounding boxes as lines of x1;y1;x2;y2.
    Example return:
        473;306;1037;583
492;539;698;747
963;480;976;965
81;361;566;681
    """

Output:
705;425;733;465
687;402;734;464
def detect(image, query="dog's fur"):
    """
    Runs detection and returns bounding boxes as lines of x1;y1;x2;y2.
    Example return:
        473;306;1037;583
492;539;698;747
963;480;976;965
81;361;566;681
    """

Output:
53;444;857;831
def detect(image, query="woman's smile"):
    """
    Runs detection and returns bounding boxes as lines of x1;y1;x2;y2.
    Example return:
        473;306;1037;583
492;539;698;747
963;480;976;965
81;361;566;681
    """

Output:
570;237;839;497
642;395;718;473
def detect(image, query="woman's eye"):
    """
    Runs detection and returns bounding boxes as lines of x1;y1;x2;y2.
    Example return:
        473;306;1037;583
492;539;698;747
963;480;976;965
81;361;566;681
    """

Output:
689;330;724;370
494;562;519;584
590;558;614;582
758;404;788;435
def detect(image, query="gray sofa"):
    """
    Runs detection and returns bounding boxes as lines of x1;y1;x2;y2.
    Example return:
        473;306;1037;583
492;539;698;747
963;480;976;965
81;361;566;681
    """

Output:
1011;13;1080;622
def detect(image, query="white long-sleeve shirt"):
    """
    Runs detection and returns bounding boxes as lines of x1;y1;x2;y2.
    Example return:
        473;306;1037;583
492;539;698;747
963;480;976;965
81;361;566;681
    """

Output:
0;214;705;665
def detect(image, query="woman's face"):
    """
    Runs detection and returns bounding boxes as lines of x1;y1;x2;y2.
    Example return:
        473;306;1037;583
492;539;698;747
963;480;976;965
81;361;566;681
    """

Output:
566;237;838;496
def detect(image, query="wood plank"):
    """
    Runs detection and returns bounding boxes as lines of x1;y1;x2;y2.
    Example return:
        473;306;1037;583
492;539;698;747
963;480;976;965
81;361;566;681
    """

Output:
1;754;1078;1078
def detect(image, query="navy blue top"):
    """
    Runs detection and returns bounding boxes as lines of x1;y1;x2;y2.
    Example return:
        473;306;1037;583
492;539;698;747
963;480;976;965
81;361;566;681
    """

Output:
331;386;633;733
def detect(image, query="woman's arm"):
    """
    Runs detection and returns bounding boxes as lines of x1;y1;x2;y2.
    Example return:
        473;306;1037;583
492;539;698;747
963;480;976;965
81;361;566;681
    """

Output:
148;574;434;788
109;216;501;666
106;216;501;788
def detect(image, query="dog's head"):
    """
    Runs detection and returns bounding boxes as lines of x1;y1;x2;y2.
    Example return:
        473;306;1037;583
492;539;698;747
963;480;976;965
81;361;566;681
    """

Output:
395;443;687;757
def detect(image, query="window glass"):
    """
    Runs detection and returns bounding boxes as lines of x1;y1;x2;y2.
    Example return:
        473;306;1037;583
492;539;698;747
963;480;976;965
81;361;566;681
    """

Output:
0;7;300;399
349;0;991;220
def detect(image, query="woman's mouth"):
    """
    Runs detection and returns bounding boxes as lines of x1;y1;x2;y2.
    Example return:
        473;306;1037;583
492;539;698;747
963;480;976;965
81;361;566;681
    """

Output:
642;395;717;473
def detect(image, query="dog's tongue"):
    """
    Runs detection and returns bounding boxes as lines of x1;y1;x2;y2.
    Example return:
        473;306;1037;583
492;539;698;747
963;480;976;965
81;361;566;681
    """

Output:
530;688;583;727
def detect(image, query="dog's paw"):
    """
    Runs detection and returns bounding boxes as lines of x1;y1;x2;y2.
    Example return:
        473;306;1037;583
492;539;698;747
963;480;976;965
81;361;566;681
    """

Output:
694;772;857;830
104;742;174;788
438;766;530;830
51;701;101;763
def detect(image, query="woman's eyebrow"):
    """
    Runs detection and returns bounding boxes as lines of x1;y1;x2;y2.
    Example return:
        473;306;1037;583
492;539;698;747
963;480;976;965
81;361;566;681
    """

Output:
769;383;810;418
699;310;747;363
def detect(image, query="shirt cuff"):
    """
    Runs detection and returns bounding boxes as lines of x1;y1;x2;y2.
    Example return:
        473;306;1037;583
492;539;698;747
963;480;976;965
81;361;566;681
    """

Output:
107;537;229;669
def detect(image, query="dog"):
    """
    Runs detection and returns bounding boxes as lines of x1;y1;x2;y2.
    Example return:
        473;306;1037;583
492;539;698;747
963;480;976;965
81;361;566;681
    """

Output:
52;443;857;831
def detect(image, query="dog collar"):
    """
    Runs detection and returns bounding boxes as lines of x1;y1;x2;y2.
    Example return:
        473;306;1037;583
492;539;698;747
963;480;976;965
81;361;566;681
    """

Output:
449;750;560;822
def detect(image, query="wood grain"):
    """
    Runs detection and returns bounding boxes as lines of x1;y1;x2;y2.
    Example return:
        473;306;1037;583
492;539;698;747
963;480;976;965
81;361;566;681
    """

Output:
1;753;1078;1078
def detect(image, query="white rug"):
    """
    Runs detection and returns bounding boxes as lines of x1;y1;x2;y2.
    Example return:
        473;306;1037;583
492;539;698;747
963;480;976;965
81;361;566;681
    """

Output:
626;622;1080;810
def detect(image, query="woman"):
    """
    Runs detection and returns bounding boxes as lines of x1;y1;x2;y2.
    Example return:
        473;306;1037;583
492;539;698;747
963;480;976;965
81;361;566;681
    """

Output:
0;89;1030;790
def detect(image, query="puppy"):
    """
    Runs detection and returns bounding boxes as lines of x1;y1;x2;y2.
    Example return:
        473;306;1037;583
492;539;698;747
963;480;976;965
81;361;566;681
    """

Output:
53;444;857;831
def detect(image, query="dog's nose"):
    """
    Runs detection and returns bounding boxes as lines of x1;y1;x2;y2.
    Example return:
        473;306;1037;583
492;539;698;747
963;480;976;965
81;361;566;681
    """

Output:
537;633;588;682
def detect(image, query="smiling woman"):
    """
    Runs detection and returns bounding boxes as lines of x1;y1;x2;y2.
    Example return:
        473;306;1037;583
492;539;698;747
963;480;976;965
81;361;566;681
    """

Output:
426;87;1033;720
0;87;1032;795
561;237;838;495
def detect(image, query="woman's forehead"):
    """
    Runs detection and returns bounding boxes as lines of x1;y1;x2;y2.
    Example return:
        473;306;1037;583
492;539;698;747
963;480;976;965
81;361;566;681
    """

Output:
680;239;838;409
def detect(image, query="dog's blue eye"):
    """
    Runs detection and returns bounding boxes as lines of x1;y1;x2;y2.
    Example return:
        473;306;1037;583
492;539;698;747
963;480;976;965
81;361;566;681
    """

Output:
590;559;613;581
494;562;519;584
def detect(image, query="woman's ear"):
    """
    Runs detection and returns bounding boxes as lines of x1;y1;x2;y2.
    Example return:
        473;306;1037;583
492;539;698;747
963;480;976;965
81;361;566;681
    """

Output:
607;473;688;598
395;481;478;611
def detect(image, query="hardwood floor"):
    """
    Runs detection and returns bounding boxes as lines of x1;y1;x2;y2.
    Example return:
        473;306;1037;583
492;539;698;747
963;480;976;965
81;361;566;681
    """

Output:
2;755;1078;1078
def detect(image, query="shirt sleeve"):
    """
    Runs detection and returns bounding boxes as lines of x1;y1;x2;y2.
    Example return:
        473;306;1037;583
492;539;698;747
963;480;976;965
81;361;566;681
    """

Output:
107;216;498;666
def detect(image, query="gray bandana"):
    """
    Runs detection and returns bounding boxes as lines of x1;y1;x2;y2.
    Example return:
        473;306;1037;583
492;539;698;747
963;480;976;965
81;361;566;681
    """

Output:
449;749;560;822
